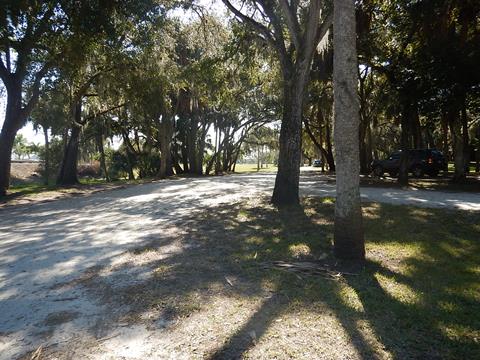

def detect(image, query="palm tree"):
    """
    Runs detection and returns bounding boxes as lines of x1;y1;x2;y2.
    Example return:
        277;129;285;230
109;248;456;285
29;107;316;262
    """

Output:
333;0;365;260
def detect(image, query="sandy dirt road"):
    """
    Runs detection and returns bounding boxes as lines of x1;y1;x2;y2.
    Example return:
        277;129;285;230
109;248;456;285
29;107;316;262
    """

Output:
1;171;479;359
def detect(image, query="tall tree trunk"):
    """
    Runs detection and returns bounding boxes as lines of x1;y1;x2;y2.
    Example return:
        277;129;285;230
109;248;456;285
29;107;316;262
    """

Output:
158;118;174;179
333;0;365;261
0;125;17;196
398;102;411;186
257;146;261;171
449;110;466;183
57;102;82;185
96;132;109;182
271;69;307;206
43;126;50;185
461;101;469;173
0;86;23;196
411;102;423;148
57;125;81;185
441;112;449;161
187;118;199;174
325;114;335;171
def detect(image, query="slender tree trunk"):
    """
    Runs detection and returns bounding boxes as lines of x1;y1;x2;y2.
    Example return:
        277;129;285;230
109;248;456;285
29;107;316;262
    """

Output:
461;101;469;174
96;133;109;182
257;146;261;171
333;0;365;261
158;118;174;179
187;118;199;174
43;126;50;185
449;110;466;183
325;115;336;171
476;148;480;173
398;101;411;186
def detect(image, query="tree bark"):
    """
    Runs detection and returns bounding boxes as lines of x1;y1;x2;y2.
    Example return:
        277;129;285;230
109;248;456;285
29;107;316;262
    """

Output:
0;86;23;195
271;69;307;206
333;0;365;261
158;117;174;179
57;125;81;185
43;126;50;185
449;110;466;183
325;114;336;171
57;102;82;185
398;101;412;186
96;132;109;182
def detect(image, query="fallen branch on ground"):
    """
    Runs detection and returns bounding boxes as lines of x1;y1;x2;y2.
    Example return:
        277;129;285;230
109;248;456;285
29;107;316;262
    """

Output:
263;260;359;280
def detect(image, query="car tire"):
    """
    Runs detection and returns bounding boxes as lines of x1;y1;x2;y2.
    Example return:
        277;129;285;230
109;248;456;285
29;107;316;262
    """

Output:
373;166;384;177
412;166;424;178
389;171;398;178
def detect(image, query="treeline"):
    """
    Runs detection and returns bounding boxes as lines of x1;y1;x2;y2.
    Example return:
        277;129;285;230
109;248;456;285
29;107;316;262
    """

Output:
1;0;479;199
302;0;480;184
0;1;280;195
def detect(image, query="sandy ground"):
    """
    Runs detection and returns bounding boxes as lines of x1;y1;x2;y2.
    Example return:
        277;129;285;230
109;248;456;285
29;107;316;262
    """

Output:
1;171;479;359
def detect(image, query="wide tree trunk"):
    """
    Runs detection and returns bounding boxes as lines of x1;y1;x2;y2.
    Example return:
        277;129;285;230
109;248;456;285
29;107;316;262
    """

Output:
57;102;82;185
333;0;365;261
0;87;23;196
0;126;17;196
271;70;306;206
57;125;81;185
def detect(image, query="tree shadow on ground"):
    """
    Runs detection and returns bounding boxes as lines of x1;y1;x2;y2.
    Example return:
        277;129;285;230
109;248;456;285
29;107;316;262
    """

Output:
2;183;479;359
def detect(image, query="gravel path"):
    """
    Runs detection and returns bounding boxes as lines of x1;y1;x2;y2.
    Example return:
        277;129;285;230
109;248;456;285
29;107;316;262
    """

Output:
0;171;478;359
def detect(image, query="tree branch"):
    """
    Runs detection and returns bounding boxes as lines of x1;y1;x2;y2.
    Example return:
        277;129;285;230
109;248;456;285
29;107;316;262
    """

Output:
221;0;275;46
84;103;126;122
314;10;333;50
303;0;322;59
278;0;301;50
21;61;53;119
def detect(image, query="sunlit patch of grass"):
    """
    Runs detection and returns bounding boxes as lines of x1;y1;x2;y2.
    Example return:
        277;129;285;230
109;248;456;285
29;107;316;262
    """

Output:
6;183;55;196
288;243;311;259
219;198;480;358
375;273;422;305
438;323;480;344
232;163;277;173
337;285;365;313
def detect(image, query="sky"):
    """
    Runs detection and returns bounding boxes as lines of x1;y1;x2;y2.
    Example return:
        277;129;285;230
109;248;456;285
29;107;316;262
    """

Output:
0;94;45;144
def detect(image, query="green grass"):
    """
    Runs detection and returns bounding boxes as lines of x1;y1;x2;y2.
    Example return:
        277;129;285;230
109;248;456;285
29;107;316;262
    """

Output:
186;198;480;358
448;162;478;173
3;177;146;200
233;163;277;173
6;182;56;196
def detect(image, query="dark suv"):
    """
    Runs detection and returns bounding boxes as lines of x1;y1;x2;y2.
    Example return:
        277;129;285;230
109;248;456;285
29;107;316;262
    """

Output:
372;149;447;178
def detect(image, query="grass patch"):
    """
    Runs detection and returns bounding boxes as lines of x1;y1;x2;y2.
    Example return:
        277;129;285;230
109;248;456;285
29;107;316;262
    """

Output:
167;198;480;359
2;177;151;202
233;163;277;173
56;196;478;359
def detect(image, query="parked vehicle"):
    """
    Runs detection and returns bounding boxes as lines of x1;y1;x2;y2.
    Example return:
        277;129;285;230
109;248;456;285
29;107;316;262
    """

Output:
372;149;447;178
312;159;322;167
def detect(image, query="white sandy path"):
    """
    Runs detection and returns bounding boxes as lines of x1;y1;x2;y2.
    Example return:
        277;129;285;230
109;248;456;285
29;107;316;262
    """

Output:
0;170;479;359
